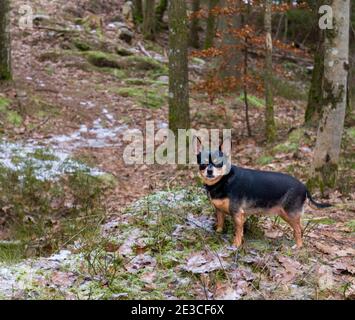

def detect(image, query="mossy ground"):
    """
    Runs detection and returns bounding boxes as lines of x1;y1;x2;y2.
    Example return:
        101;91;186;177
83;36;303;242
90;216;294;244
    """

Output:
1;187;351;300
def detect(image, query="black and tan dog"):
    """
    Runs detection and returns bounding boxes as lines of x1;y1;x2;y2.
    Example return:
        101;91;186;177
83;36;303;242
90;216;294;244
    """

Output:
195;137;331;249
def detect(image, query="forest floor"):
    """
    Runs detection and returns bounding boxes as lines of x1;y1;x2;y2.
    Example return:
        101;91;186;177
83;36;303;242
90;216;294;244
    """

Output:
0;0;354;299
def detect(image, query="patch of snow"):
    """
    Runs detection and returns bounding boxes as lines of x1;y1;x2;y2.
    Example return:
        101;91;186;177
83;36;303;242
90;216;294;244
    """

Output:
0;140;103;181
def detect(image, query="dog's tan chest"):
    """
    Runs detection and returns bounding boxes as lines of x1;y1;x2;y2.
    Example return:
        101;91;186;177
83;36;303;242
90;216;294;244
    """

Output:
211;198;230;213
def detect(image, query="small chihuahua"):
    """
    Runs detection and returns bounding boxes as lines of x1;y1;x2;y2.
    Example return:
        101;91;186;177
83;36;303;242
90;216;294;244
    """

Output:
194;137;331;249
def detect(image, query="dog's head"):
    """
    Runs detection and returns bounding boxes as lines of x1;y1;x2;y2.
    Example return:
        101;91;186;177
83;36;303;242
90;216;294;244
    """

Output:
194;137;231;186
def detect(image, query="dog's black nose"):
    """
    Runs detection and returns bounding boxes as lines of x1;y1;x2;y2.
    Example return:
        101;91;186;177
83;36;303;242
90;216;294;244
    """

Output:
207;168;213;176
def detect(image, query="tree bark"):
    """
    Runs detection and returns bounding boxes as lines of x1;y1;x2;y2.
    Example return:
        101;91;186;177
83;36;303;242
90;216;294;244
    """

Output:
264;0;276;142
143;0;156;40
133;0;143;24
0;0;11;81
155;0;168;30
218;0;242;79
305;0;326;125
204;0;219;49
310;0;350;192
168;0;190;136
305;31;325;125
189;0;200;48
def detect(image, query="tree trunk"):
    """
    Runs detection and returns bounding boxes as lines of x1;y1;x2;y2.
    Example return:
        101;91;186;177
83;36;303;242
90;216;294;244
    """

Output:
204;0;219;49
189;0;200;48
347;0;355;122
168;0;190;136
264;0;276;142
0;0;11;81
305;0;326;125
155;0;168;30
133;0;143;24
310;0;350;192
143;0;156;40
305;30;325;125
218;0;242;79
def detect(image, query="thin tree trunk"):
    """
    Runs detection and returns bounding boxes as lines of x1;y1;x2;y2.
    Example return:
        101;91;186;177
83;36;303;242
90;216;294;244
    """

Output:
143;0;156;40
275;13;284;40
283;12;288;42
155;0;168;30
309;0;350;192
168;0;190;136
189;0;200;48
305;29;325;125
243;38;251;137
133;0;143;24
264;0;276;142
0;0;11;81
305;0;326;125
204;0;219;49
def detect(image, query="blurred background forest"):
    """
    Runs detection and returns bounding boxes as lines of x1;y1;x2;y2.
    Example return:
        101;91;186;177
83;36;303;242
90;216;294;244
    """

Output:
0;0;354;300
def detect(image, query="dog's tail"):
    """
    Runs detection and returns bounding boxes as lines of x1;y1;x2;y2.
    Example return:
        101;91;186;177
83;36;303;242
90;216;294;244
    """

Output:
306;189;332;209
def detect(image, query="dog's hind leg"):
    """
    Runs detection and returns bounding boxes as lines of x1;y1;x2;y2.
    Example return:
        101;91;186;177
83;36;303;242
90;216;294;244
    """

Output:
216;210;225;233
232;211;245;247
278;209;303;249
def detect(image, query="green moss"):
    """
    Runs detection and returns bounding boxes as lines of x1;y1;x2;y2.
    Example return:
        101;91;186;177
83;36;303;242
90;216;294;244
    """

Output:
0;96;10;111
125;78;147;86
273;142;299;154
85;51;121;68
345;127;355;141
73;39;91;51
237;93;265;109
288;129;304;144
0;242;25;264
346;220;355;232
256;155;274;166
123;55;166;72
303;216;336;225
28;149;59;161
272;76;308;101
115;87;166;108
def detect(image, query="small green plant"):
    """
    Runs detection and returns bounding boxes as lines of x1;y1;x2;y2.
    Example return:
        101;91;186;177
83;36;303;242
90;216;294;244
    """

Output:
0;161;107;261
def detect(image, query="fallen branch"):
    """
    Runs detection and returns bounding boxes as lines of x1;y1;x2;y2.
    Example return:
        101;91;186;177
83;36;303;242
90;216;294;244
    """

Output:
34;26;80;34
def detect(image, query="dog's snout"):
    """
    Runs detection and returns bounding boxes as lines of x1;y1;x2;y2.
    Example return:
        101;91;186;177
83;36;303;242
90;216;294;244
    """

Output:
207;165;213;176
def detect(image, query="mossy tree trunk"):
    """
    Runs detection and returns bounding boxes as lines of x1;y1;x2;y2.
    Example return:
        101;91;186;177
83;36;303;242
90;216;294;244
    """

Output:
155;0;168;30
310;0;350;192
305;30;325;125
346;0;355;122
143;0;156;40
168;0;190;136
204;0;219;49
133;0;143;24
0;0;11;81
264;0;276;142
189;0;200;48
305;0;326;125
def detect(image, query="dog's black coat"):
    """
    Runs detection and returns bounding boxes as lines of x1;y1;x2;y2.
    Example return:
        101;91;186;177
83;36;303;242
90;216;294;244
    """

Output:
202;164;330;215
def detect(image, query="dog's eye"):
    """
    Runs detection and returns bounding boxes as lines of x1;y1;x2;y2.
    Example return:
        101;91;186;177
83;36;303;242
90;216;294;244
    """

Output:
199;164;207;170
212;156;224;168
214;161;224;168
213;160;223;168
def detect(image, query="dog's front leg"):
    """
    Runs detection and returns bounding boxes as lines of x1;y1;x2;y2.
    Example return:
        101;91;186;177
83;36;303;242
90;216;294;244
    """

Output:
232;211;245;247
215;209;225;233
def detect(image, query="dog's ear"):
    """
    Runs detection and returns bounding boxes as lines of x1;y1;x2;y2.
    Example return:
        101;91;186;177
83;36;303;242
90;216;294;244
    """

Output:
193;136;203;155
219;137;231;156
